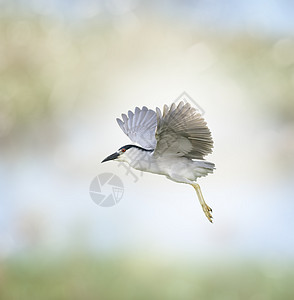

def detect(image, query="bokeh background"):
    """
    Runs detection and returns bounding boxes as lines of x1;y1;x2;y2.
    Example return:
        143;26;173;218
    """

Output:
1;0;294;299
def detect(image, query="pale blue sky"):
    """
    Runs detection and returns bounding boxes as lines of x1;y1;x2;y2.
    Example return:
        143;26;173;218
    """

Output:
1;0;294;35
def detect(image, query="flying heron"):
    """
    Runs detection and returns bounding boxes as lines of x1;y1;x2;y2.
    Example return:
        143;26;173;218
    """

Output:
102;101;215;222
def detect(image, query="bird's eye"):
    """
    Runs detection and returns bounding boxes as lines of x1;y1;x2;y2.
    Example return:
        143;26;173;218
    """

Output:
121;148;126;152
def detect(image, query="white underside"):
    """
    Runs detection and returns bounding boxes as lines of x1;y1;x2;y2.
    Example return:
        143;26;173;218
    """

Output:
117;147;214;184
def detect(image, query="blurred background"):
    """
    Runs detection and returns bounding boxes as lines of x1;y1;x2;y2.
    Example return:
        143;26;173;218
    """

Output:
1;0;294;299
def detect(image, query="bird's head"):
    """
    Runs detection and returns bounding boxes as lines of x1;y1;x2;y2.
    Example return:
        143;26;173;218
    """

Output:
101;145;137;163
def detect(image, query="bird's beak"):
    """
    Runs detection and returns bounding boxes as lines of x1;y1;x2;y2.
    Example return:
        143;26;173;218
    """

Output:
101;152;119;163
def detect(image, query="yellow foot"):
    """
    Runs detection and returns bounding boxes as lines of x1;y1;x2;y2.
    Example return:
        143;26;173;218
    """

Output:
192;183;213;223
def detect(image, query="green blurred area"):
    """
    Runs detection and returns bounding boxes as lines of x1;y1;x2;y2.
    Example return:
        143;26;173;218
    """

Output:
1;15;294;140
1;255;294;300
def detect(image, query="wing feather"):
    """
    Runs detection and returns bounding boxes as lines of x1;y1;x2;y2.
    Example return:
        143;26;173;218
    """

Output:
116;106;157;149
153;101;213;159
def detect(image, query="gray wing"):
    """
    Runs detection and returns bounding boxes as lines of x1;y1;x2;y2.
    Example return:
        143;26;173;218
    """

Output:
116;106;157;149
153;101;213;159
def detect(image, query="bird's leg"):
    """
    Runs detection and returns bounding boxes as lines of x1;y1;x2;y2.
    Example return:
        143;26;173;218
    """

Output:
191;183;213;223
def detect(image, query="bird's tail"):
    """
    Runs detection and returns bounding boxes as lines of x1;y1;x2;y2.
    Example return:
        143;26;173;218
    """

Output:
194;160;215;178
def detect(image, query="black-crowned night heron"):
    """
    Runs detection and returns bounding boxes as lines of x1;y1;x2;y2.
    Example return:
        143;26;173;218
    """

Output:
102;101;215;222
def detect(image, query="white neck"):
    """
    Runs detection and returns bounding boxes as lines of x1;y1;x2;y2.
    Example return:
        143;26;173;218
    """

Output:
119;147;154;172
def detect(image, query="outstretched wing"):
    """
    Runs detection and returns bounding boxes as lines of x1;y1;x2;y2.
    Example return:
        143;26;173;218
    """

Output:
116;106;157;149
153;101;213;159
